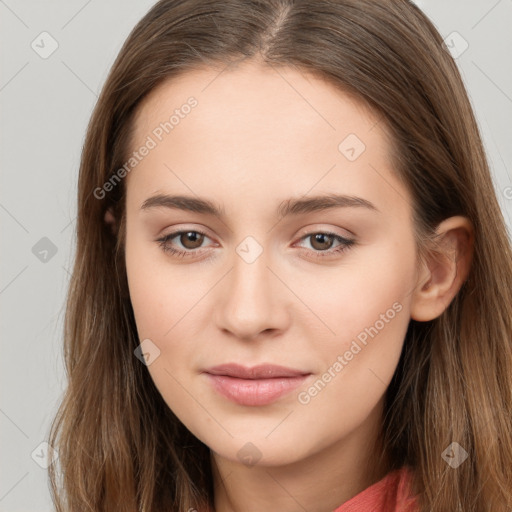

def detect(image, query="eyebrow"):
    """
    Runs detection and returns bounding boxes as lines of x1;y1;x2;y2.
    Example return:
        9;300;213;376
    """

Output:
140;193;379;218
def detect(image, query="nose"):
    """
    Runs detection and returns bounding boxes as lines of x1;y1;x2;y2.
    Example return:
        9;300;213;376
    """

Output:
213;245;291;341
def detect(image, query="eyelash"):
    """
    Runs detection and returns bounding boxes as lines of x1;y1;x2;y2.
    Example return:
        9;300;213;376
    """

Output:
156;229;355;260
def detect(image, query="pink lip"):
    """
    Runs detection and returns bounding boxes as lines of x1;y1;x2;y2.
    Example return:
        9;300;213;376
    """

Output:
203;364;311;406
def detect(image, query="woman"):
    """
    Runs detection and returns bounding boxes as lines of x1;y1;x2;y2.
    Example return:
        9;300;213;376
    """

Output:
48;1;512;511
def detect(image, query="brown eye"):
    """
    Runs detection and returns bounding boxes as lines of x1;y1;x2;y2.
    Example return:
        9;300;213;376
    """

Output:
295;231;355;260
157;229;212;256
309;233;336;251
178;231;205;249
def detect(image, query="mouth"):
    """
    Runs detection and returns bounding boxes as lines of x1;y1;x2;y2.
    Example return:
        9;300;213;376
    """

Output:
202;363;312;406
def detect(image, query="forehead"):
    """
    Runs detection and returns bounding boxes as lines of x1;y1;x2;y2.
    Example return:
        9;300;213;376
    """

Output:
125;61;409;222
131;60;387;150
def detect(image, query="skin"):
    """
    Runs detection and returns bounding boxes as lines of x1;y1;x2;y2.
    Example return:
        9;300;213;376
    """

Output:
117;60;473;512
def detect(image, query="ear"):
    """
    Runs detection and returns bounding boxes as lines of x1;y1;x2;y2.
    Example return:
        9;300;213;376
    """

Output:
410;216;474;322
104;206;117;235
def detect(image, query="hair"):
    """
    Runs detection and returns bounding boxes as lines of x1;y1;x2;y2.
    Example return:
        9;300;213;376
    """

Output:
48;0;512;510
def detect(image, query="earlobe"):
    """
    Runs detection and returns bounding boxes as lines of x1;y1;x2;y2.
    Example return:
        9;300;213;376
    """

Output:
410;216;474;322
104;207;117;235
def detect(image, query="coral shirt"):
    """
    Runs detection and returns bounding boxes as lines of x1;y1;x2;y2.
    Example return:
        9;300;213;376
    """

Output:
333;467;419;511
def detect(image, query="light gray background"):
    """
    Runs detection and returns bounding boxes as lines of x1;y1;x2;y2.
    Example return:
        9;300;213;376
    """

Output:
1;1;511;510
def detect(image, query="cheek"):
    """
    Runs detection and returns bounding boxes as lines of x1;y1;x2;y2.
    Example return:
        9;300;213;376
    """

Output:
294;284;411;444
124;226;212;394
125;236;201;421
303;238;415;346
125;224;188;339
306;238;416;395
125;246;166;339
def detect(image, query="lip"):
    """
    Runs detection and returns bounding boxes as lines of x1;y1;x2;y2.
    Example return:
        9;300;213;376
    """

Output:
205;363;309;379
203;363;311;406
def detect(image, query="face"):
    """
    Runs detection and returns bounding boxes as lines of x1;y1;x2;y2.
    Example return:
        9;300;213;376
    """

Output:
123;60;420;467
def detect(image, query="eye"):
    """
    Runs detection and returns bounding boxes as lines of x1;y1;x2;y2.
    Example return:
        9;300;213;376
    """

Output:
156;229;213;257
156;229;355;260
295;232;355;259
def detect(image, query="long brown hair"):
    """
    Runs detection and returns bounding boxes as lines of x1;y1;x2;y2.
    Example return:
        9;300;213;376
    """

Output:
48;0;512;510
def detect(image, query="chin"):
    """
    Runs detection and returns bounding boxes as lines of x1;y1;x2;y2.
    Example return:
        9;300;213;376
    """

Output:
202;431;316;469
